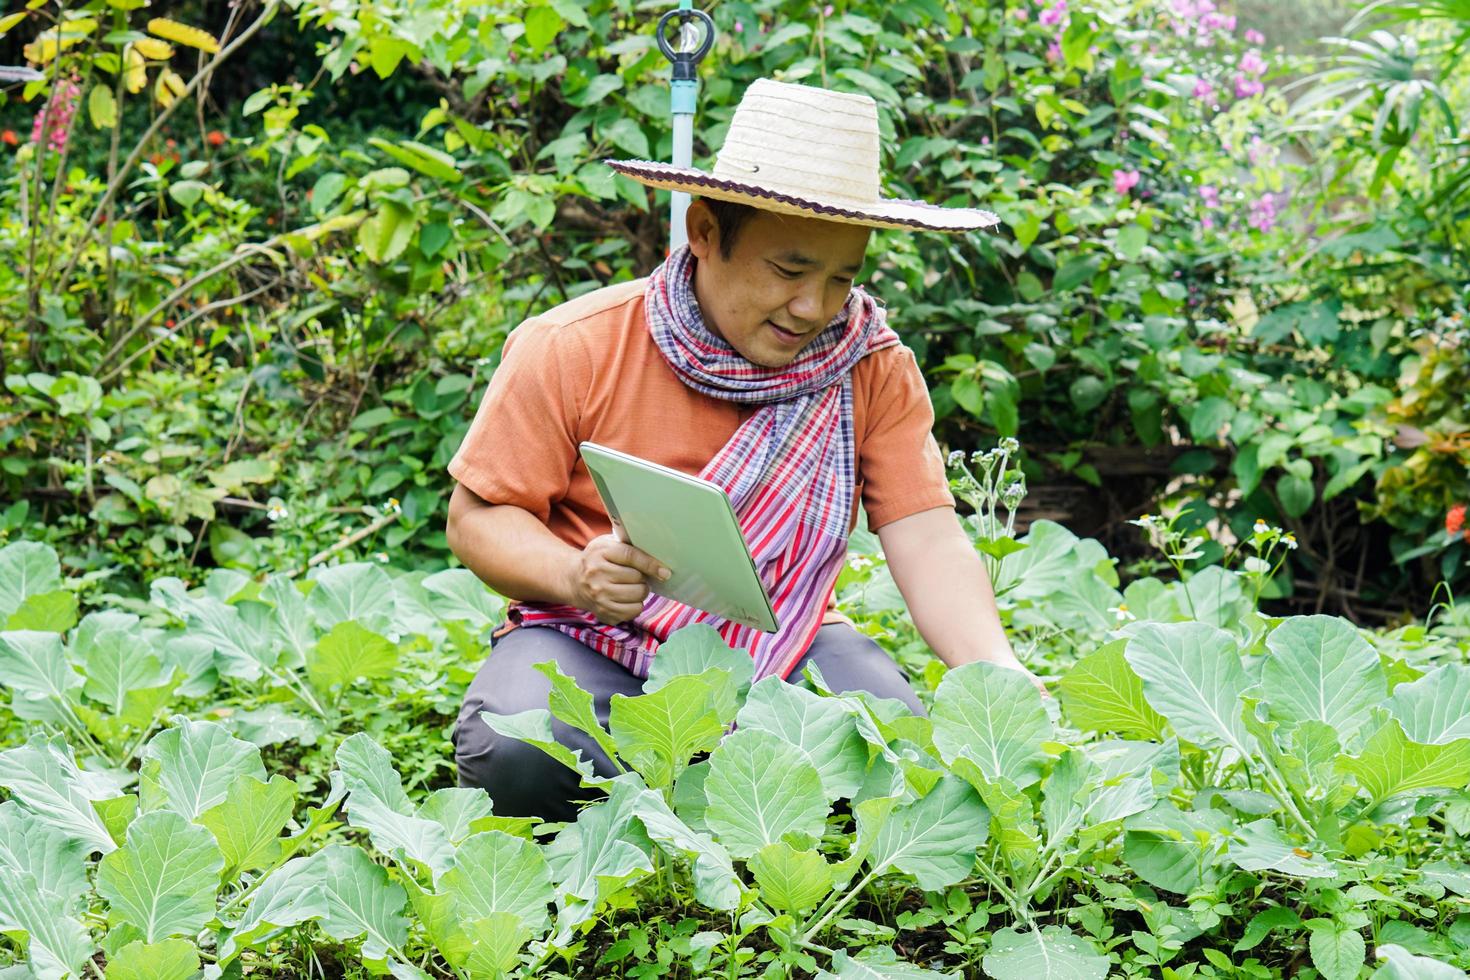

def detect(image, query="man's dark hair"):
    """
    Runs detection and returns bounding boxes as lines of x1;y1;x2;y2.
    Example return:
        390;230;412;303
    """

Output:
701;197;758;258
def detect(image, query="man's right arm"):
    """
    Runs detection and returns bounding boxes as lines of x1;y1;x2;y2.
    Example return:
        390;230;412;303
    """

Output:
446;482;672;624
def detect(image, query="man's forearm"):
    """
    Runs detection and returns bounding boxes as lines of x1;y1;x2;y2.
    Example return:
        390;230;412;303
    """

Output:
878;507;1018;669
446;485;581;606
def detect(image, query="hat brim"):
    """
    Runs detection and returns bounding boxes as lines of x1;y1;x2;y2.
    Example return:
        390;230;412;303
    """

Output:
605;159;1001;234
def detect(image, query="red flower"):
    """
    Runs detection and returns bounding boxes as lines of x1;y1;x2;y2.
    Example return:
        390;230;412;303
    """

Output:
0;130;16;146
1449;503;1467;536
206;130;225;147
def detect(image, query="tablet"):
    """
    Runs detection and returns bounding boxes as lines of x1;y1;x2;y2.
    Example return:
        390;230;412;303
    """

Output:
578;442;779;633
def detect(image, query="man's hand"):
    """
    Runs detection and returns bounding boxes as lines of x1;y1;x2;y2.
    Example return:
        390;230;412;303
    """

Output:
991;655;1051;699
565;533;671;626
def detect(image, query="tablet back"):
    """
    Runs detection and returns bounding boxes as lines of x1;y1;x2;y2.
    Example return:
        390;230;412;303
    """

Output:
579;442;778;633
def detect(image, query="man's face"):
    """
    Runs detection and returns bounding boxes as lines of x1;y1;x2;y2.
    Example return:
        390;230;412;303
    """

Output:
686;202;872;368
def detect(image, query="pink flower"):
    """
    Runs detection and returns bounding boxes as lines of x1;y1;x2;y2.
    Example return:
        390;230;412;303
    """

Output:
1245;28;1265;45
980;135;991;145
1199;184;1219;207
1247;135;1275;165
1039;0;1066;26
30;76;81;155
1201;215;1215;230
1046;40;1062;62
823;3;834;15
1248;192;1278;232
1235;74;1264;98
1014;6;1029;19
734;20;743;32
1192;77;1214;101
1239;49;1267;75
1113;169;1141;195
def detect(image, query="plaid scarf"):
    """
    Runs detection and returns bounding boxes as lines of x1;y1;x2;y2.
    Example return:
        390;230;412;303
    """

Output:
508;244;899;681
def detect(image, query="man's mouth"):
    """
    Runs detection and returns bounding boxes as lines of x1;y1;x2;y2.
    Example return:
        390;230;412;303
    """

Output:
767;320;808;344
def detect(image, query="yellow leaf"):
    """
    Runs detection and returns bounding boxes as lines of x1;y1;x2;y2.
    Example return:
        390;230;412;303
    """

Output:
124;44;147;93
133;37;174;60
25;0;47;10
146;17;219;54
154;68;185;108
23;30;82;64
0;11;28;37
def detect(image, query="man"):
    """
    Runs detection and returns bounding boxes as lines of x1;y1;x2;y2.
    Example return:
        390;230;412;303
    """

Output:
445;78;1045;823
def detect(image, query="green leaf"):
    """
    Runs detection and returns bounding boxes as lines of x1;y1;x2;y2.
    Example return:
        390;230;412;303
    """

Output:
930;661;1051;788
1233;906;1303;952
368;137;460;183
1053;255;1100;293
820;945;957;979
1372;945;1467;979
703;729;829;860
533;660;621;765
0;732;121;854
523;4;563;51
948;762;1039;875
141;716;266;820
1115;224;1147;260
648;624;753;702
1041;746;1157;847
105;938;200;980
6;589;78;632
1338;720;1470;806
1059;639;1167;740
479;708;600;782
750;841;833;914
609;674;725;789
736;676;869;800
1277;472;1315;518
336;733;455;879
1261;615;1385;740
462;911;530;977
312;844;410;961
217;855;325;963
544;796;654;929
613;777;740;911
1124;623;1255;756
1122;804;1230;895
97;809;224;943
306;563;396;633
307;620;399;692
0;629;84;723
982;926;1110;980
1227;819;1336;879
357;201;416;263
0;866;93;980
440;830;553;934
420;569;504;629
0;800;88;904
198;774;298;881
866;775;988;890
80;627;172;717
1310;925;1366;980
418;788;496;845
0;541;62;619
1389;664;1470;744
603;117;650;158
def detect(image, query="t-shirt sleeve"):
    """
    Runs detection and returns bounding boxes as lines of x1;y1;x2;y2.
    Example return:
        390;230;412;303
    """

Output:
447;320;589;524
858;345;956;532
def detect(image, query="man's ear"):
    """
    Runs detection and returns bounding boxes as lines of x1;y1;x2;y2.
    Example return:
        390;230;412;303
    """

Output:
685;199;717;260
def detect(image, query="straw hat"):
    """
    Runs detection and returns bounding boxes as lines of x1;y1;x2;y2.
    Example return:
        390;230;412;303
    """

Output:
605;78;1001;234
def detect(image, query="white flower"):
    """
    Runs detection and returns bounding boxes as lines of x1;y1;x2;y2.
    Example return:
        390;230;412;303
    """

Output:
947;450;965;468
847;555;874;571
1243;556;1271;574
1109;603;1136;623
1128;514;1156;528
998;437;1020;454
384;497;402;515
1283;533;1298;550
373;551;389;564
1252;519;1270;534
267;504;288;522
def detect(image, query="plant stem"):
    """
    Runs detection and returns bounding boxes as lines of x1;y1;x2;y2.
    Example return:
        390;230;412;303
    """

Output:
800;867;878;944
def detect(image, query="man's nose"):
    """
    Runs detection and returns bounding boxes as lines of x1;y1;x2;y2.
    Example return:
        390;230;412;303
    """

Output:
786;280;826;325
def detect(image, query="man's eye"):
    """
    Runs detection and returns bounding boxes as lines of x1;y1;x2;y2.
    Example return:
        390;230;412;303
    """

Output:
773;265;801;278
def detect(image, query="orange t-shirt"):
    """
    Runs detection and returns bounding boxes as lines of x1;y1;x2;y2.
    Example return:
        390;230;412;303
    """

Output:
447;277;956;632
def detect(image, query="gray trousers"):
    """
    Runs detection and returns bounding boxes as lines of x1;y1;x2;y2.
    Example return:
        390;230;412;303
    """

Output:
453;622;922;823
